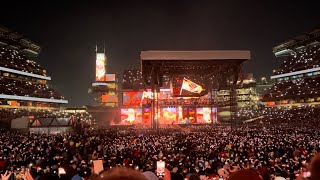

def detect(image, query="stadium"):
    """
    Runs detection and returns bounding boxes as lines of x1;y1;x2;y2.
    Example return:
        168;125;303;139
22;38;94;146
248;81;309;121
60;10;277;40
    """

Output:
0;23;320;180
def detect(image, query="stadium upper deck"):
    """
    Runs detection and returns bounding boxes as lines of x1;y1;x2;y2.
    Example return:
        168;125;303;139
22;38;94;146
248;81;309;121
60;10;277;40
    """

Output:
0;26;67;109
263;27;320;104
272;27;320;78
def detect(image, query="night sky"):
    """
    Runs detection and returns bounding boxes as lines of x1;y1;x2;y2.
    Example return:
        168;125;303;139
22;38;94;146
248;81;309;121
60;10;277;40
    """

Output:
1;0;319;106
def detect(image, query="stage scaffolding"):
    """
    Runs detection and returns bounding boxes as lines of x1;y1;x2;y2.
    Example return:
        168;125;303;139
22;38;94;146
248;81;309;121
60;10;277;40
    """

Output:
141;51;250;129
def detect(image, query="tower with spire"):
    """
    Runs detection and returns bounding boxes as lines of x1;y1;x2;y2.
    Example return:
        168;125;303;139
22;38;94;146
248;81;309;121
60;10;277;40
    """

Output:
88;43;119;107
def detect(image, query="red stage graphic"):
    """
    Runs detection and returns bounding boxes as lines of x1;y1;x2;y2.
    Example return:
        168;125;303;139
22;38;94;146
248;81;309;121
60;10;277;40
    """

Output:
101;95;118;103
123;89;172;106
123;91;143;105
105;74;116;81
159;107;177;124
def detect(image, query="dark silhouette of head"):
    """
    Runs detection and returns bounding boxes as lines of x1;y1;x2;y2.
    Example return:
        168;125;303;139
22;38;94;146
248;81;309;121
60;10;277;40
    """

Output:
228;169;262;180
310;153;320;180
94;167;148;180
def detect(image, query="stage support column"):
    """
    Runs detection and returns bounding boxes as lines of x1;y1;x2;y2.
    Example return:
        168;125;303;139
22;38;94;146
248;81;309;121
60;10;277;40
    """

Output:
151;89;155;129
210;84;214;127
150;65;156;130
230;84;237;130
156;87;160;130
151;86;159;130
209;75;217;127
151;81;160;129
153;87;158;130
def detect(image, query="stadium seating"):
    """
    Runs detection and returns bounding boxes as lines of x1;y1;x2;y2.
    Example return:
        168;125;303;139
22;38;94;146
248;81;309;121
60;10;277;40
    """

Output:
0;47;46;76
0;108;93;124
0;47;64;100
263;75;320;100
0;76;64;99
261;106;320;125
264;43;320;101
235;107;261;120
274;44;320;75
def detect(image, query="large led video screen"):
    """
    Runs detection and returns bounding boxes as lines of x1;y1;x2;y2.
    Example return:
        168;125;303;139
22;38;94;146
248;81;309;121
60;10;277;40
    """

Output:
105;74;116;82
120;108;142;125
123;89;172;106
188;107;196;123
196;107;212;123
101;95;118;103
177;107;196;124
123;91;143;105
196;107;218;123
96;53;106;81
143;89;171;100
159;107;177;124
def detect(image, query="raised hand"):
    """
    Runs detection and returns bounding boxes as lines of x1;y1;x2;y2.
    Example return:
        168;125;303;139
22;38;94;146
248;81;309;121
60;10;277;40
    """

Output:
1;171;12;180
23;170;34;180
163;168;171;180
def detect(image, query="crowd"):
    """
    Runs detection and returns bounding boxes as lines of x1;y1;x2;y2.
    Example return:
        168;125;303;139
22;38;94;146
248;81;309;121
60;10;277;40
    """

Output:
0;76;64;100
0;109;94;129
235;108;261;121
274;44;320;75
0;106;319;180
0;48;45;76
0;109;82;120
263;75;320;100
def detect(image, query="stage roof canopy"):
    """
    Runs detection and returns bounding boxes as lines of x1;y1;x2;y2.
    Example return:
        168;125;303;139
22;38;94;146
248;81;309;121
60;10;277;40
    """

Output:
140;50;251;87
141;50;250;61
141;50;250;76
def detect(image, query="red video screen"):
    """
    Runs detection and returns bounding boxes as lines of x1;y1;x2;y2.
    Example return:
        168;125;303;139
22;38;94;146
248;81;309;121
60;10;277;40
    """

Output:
105;74;116;82
101;95;118;103
123;91;143;105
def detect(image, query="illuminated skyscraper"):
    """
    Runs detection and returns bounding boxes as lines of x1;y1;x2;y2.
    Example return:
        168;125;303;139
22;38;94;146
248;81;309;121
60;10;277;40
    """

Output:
89;45;118;107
